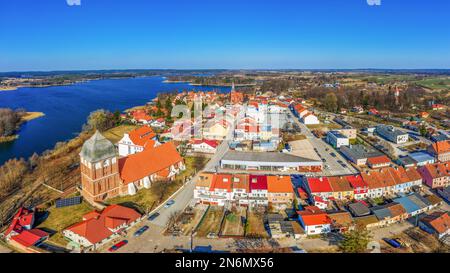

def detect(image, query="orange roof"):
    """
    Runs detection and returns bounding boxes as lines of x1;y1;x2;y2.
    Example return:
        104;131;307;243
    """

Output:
361;171;385;189
430;140;450;155
66;205;141;245
367;155;391;166
195;172;214;188
297;207;331;226
128;126;156;147
231;174;249;191
211;174;233;192
421;163;450;179
421;212;450;234
328;176;353;192
119;142;183;183
267;175;294;193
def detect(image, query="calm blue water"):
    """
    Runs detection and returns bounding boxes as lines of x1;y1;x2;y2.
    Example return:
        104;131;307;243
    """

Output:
0;76;230;165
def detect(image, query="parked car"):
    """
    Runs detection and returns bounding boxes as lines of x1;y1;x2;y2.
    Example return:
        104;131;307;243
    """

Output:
148;212;160;221
133;225;149;237
330;153;336;157
164;200;175;208
108;240;128;252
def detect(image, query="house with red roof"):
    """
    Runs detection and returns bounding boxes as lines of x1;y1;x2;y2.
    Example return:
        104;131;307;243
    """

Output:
209;174;233;206
367;155;391;169
419;212;450;240
190;139;219;153
118;125;158;156
304;177;334;201
248;175;269;206
346;175;368;200
63;205;141;250
418;163;450;189
131;110;153;124
297;206;331;235
428;140;450;163
4;207;49;251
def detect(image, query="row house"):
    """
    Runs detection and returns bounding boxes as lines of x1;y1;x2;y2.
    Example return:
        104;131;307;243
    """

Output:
428;140;450;163
297;206;331;235
418;162;450;189
194;173;294;207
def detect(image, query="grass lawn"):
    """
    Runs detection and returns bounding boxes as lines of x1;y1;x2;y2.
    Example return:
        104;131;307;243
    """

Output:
103;124;139;143
196;206;224;237
37;202;94;246
245;210;269;238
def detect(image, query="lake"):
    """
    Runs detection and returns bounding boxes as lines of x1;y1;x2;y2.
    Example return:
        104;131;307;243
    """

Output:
0;76;230;165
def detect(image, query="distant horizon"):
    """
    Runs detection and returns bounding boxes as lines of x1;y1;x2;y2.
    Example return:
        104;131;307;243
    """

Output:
1;0;449;71
1;67;450;74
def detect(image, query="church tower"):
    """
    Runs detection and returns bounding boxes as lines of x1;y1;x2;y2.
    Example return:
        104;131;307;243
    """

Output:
79;131;121;203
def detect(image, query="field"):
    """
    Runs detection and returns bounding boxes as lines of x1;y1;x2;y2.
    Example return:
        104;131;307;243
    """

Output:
195;206;224;237
103;124;139;143
245;209;269;238
414;77;450;91
37;201;94;246
220;206;246;236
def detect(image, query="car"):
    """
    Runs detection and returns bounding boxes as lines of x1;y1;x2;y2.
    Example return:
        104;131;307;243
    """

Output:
330;153;336;157
148;212;160;221
133;225;149;237
337;160;343;164
322;158;327;162
164;199;175;208
340;163;347;167
108;240;128;252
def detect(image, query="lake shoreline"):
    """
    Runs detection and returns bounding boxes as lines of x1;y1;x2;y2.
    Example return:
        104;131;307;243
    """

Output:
0;112;45;144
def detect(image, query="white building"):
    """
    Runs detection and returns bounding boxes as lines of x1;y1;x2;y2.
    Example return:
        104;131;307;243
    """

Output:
326;130;349;148
118;126;158;157
302;113;320;125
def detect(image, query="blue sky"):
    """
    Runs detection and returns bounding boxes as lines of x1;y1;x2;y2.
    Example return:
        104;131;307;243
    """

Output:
0;0;449;71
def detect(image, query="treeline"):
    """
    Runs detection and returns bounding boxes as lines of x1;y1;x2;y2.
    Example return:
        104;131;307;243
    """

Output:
166;76;255;86
302;86;428;113
0;108;26;137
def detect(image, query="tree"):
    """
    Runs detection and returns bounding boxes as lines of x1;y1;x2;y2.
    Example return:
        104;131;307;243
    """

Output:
339;226;373;253
419;125;427;137
84;109;115;132
323;92;338;112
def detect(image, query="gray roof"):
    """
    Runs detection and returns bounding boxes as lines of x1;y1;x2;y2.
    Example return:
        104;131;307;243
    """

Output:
376;125;408;138
371;206;393;220
340;144;382;160
80;131;116;162
398;156;416;167
222;150;315;163
348;202;371;217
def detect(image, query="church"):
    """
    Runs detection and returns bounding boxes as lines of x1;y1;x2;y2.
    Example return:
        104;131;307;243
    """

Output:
79;130;185;204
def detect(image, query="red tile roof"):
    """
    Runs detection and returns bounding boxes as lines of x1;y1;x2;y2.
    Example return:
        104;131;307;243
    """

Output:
420;163;450;179
367;155;391;166
5;207;34;236
119;142;183;183
10;229;48;247
249;175;268;191
128;126;156;148
297;206;331;226
306;177;332;193
345;175;367;189
211;174;233;192
430;140;450;155
421;212;450;234
65;205;141;245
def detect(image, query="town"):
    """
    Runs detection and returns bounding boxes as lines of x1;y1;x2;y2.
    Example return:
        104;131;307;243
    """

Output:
1;77;449;254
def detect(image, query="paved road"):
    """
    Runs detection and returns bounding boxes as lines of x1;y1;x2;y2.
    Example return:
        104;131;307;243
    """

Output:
290;109;357;176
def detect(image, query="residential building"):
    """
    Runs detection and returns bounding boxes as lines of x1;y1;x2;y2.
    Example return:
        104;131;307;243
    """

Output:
304;177;334;201
346;175;368;200
428;140;450;162
248;175;269;206
297;206;331;235
409;152;436;166
194;173;214;204
418;163;450;189
419;212;450;240
209;174;233;206
231;174;250;206
190;139;219;153
328;176;354;200
63;205;141;250
267;175;294;208
367;155;391;169
437;186;450;202
328;211;354;232
118;126;158;156
326;130;349;148
340;144;383;166
376;125;409;144
348;202;371;217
